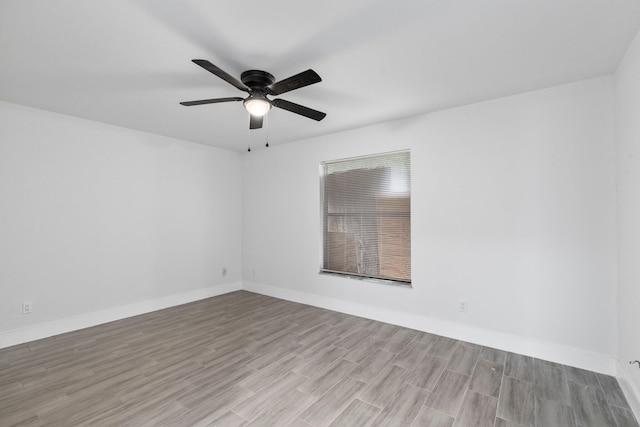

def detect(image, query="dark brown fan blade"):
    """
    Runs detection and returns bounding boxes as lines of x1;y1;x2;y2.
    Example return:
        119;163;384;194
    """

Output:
180;97;243;106
272;99;326;121
192;59;249;92
249;114;263;129
267;69;321;95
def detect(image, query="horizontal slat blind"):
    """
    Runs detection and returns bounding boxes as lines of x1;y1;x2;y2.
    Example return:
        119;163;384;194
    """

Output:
321;151;411;284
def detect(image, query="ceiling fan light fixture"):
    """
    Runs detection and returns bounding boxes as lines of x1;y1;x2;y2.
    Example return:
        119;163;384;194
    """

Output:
244;97;271;117
180;60;326;130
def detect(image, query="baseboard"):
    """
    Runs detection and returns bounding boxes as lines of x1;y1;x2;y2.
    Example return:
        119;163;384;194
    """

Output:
1;279;618;378
0;281;242;349
617;361;640;421
242;281;617;375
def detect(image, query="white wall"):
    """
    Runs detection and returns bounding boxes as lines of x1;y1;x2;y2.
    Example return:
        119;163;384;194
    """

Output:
0;101;242;338
0;73;621;377
242;77;618;369
615;29;640;407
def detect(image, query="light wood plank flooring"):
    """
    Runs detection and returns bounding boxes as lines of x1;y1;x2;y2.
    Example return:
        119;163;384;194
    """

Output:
1;291;637;426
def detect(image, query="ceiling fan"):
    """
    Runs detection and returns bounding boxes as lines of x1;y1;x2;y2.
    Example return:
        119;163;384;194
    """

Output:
180;59;326;130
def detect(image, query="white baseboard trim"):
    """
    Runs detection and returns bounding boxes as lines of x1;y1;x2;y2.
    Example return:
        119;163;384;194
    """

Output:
242;281;617;375
617;361;640;421
1;279;619;379
0;281;242;349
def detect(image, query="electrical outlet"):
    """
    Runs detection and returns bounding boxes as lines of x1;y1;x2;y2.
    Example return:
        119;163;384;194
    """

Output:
22;301;33;314
459;300;468;313
222;267;227;277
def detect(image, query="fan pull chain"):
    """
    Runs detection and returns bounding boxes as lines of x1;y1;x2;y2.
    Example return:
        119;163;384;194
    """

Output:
265;114;270;148
247;115;252;152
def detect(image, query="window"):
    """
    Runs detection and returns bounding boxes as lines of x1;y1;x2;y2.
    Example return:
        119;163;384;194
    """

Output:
320;150;411;285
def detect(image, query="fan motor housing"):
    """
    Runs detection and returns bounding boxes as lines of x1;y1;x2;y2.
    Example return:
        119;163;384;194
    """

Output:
241;70;275;90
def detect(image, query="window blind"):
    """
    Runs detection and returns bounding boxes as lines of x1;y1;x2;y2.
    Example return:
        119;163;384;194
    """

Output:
320;150;411;284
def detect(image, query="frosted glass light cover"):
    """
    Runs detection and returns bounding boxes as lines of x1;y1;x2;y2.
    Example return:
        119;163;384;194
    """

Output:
244;98;271;116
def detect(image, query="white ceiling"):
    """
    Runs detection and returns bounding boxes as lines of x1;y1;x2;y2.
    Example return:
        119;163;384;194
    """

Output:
1;0;640;152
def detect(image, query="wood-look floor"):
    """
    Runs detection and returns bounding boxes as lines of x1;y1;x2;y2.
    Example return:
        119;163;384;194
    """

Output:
0;291;637;427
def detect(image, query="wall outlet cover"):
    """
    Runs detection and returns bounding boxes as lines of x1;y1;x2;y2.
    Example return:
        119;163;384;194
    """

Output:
22;301;33;314
459;300;468;313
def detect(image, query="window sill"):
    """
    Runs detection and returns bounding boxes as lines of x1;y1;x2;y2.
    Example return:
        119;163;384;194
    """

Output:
319;270;412;288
